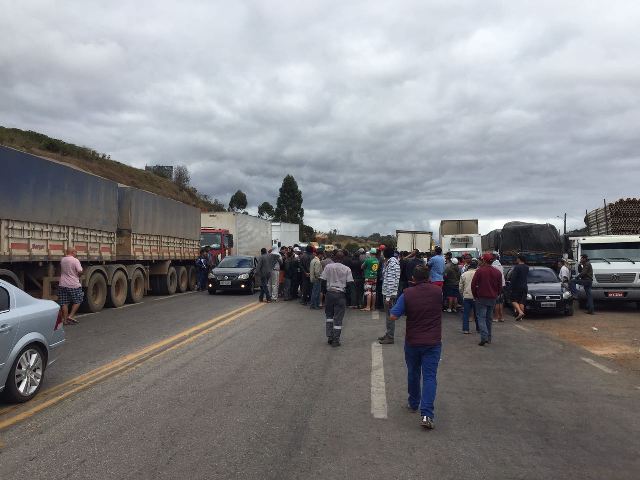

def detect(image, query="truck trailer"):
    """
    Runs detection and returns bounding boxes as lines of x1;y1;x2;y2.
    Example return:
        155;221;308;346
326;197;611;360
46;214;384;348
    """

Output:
0;146;200;312
201;212;272;257
396;230;433;253
271;222;300;247
439;219;479;239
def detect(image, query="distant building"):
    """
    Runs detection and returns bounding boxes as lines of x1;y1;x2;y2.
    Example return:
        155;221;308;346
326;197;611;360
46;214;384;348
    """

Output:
145;165;174;179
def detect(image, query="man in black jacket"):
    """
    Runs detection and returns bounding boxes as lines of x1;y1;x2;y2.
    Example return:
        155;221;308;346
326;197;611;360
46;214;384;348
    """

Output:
299;245;314;305
570;254;594;314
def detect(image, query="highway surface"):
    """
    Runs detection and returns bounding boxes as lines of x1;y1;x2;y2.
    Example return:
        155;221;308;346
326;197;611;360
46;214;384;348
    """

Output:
0;291;638;479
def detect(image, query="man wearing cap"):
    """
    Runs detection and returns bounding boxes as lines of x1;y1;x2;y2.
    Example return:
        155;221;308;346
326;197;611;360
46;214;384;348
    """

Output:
321;250;354;347
459;258;479;333
471;253;503;345
361;248;379;311
389;265;442;430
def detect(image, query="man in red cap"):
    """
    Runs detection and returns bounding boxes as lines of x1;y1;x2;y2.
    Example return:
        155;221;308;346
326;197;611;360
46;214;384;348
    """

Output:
471;253;503;346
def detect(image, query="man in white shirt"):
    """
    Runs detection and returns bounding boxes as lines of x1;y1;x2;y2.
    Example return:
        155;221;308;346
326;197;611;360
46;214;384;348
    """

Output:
58;248;84;324
558;260;571;286
320;250;354;348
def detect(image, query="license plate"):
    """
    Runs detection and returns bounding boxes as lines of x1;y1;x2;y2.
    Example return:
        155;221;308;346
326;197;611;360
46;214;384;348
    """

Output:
220;281;232;286
606;291;624;297
540;301;556;308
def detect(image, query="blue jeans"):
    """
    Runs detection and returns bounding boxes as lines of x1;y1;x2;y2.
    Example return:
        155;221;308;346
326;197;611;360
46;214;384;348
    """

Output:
570;278;594;313
462;298;475;332
476;299;495;342
404;343;442;418
310;281;321;308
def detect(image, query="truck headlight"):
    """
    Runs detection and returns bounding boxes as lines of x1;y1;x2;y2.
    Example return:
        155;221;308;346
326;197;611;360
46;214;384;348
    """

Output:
526;293;532;300
562;291;572;300
238;273;249;280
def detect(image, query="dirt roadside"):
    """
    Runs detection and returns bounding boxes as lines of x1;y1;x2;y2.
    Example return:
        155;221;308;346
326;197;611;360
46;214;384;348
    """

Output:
524;303;640;374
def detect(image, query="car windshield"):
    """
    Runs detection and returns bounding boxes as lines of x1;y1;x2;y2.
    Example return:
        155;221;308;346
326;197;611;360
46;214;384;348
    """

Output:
527;269;559;283
200;232;221;248
581;242;640;262
218;257;252;268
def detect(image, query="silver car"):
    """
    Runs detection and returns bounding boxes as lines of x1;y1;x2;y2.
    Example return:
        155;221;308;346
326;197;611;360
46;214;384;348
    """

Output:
0;279;65;402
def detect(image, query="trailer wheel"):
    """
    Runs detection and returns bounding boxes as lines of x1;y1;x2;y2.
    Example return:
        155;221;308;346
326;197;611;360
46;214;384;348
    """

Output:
106;270;128;308
127;269;145;304
175;266;188;293
186;266;197;291
154;267;177;295
81;272;107;312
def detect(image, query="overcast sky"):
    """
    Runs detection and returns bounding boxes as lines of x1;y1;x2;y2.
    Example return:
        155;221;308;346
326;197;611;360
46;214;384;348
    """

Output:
2;0;639;236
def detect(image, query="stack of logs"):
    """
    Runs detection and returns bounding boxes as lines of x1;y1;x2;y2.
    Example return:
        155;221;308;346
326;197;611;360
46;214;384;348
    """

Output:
585;198;640;235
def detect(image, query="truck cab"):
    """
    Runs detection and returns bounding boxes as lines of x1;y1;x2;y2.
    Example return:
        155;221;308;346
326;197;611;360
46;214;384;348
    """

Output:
570;235;640;308
200;228;233;261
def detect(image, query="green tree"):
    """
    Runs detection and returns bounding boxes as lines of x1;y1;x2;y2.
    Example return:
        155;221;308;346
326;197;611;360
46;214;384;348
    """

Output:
274;175;304;224
258;201;275;219
173;165;190;189
228;190;248;212
301;224;315;242
344;242;360;253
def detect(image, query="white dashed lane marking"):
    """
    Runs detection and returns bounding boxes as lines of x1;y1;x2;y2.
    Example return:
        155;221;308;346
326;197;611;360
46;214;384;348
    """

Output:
371;342;388;419
514;324;530;332
581;357;617;374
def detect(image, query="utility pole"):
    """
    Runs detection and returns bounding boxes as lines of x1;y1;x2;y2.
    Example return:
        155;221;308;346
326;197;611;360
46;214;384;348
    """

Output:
563;212;567;236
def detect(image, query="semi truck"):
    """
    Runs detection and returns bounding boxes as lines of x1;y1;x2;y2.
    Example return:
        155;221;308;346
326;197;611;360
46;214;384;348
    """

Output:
569;235;640;309
200;212;272;258
0;146;200;312
396;230;433;253
439;219;479;239
441;234;482;258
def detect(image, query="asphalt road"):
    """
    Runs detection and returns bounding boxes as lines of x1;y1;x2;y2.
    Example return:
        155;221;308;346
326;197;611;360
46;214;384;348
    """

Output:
1;292;639;479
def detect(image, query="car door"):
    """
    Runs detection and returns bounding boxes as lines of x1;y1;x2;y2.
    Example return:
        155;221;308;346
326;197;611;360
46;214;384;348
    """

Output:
0;285;21;369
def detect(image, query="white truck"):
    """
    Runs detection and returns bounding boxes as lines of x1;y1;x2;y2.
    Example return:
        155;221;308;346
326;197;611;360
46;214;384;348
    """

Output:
396;230;433;253
441;234;482;259
569;235;640;309
201;212;272;257
271;222;300;247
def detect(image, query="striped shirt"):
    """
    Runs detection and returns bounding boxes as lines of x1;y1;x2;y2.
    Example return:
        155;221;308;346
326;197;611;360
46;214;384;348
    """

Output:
382;256;401;298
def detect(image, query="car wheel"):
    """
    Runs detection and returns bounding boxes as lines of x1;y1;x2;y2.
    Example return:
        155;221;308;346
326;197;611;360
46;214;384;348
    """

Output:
245;280;254;294
208;288;216;295
578;299;587;309
3;345;45;403
564;304;574;316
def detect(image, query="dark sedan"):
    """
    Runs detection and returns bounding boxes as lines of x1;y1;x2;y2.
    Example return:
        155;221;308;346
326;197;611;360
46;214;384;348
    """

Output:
208;256;257;294
504;266;574;316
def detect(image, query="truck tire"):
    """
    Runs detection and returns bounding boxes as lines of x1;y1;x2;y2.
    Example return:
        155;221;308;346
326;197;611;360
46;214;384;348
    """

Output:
127;269;145;304
154;267;177;295
187;266;197;291
81;272;107;312
176;266;188;293
106;270;128;308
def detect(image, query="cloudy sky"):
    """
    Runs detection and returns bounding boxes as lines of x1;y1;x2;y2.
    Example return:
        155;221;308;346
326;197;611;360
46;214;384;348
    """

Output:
2;0;639;236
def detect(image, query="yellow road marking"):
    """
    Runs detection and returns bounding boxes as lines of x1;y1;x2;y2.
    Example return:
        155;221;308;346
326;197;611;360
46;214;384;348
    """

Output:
0;302;264;431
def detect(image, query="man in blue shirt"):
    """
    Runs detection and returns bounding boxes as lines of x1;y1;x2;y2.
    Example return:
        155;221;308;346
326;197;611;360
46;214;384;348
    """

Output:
427;246;445;286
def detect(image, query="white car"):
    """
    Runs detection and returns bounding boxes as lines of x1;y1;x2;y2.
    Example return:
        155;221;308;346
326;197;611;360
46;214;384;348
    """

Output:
0;280;65;402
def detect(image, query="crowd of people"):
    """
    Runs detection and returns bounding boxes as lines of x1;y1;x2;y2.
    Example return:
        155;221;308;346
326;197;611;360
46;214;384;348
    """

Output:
193;242;593;430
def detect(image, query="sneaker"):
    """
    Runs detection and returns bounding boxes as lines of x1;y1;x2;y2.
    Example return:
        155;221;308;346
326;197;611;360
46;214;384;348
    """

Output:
478;340;487;346
492;319;498;323
421;416;434;430
379;336;394;345
377;334;387;341
463;330;470;334
327;337;334;345
331;339;341;347
446;309;452;313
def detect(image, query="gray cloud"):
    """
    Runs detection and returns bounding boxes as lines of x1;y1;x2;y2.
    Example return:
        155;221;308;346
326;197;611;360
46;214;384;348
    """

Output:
2;0;639;236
